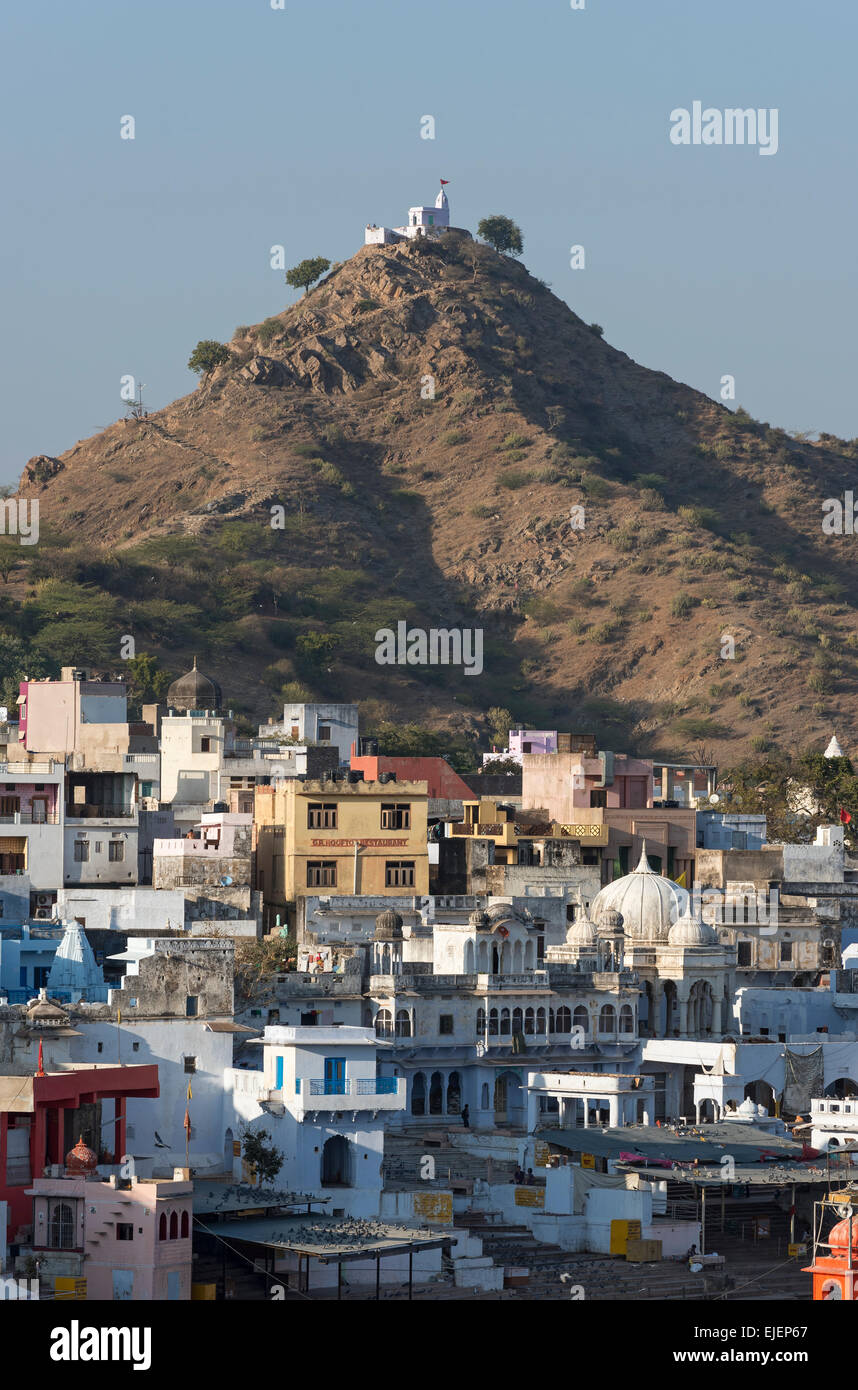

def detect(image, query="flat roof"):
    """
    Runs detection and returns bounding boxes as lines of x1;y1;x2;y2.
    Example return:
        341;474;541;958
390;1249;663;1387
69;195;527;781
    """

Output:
192;1183;329;1215
539;1122;803;1164
202;1214;452;1262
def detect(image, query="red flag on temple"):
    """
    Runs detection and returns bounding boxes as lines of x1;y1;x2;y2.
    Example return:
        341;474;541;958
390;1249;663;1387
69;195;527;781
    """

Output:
36;1039;45;1077
840;808;852;824
440;179;450;185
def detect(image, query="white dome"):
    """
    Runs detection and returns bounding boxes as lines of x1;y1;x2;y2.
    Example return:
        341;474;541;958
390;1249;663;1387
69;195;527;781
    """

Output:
667;904;718;948
566;913;598;948
825;734;844;758
590;843;689;943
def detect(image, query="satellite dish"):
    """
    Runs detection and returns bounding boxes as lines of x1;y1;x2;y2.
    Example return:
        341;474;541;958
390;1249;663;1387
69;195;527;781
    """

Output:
709;793;720;805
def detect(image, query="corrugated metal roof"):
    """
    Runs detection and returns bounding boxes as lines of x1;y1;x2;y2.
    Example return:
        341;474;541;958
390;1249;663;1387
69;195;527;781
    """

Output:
539;1122;802;1164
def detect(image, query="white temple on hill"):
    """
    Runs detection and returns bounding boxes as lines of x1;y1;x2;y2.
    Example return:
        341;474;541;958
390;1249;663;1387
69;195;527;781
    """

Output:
365;182;468;245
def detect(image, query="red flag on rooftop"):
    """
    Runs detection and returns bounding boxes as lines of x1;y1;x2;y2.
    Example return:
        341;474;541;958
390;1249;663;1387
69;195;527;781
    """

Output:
840;808;852;824
440;179;450;185
36;1039;45;1077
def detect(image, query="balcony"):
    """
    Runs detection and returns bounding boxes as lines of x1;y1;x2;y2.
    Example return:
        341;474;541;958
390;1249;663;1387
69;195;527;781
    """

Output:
0;811;59;825
65;804;135;821
291;1076;406;1114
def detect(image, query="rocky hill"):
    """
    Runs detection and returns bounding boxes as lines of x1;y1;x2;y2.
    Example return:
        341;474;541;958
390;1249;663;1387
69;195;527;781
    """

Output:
11;231;858;758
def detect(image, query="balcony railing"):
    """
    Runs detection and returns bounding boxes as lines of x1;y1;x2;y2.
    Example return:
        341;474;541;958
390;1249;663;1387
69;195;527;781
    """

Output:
0;812;59;825
65;804;135;820
304;1077;398;1096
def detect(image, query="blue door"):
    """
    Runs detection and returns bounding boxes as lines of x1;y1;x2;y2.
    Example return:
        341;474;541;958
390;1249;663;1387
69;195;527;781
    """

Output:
113;1269;134;1300
166;1271;180;1301
324;1058;346;1095
275;1055;284;1090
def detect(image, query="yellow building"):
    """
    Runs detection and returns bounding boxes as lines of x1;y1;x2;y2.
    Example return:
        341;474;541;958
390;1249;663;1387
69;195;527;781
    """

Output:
254;776;429;907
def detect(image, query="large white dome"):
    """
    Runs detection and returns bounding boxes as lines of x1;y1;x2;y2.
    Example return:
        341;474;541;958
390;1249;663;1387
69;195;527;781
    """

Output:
590;844;689;943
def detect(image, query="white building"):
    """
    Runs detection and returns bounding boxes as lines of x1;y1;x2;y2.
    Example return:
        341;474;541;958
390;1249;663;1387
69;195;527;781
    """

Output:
365;184;459;246
226;1025;406;1217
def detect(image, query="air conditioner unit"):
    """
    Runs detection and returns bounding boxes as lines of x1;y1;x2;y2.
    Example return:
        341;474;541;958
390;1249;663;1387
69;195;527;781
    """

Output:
34;909;50;920
36;894;49;905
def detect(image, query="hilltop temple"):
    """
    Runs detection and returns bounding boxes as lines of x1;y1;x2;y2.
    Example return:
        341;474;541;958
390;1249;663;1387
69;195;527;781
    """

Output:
365;182;469;246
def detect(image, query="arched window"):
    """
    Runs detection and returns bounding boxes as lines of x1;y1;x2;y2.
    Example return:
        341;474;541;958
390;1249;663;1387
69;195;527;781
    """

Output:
500;1008;511;1036
374;1009;393;1039
536;1007;546;1034
513;941;523;972
49;1202;75;1250
180;1210;189;1238
429;1071;444;1115
573;1004;589;1034
488;1007;499;1035
548;1007;555;1033
464;940;475;973
477;940;489;972
524;940;535;969
395;1009;411;1038
411;1071;426;1116
556;1006;571;1034
524;1007;535;1035
620;1005;634;1034
481;1082;490;1110
512;1007;523;1035
446;1071;461;1114
169;1210;178;1240
476;1007;486;1036
598;1005;616;1035
159;1212;167;1242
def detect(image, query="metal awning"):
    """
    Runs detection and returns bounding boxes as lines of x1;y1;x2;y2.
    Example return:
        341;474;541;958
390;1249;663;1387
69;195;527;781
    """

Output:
203;1214;452;1263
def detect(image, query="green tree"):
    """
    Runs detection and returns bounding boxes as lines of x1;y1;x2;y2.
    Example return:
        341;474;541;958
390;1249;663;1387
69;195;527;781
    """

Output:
476;216;523;256
241;1127;284;1185
487;705;513;748
721;749;858;849
187;340;232;376
123;652;173;713
285;256;331;296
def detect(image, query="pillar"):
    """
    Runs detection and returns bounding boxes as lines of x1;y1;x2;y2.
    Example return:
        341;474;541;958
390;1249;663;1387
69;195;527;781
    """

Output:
116;1096;126;1164
608;1097;620;1128
54;1106;66;1164
678;996;689;1037
651;983;663;1038
33;1105;47;1179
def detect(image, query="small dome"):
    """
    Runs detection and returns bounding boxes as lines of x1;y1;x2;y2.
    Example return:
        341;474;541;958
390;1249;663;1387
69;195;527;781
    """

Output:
829;1218;858;1255
668;904;718;947
167;657;222;713
566;913;598;948
596;907;624;934
469;908;491;931
66;1136;98;1176
825;734;844;758
374;909;404;941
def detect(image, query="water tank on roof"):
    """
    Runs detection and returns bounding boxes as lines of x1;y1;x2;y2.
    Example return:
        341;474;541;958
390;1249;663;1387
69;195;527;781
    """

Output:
212;801;228;812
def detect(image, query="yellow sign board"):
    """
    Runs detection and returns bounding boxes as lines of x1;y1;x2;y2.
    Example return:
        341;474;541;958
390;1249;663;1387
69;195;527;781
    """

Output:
514;1186;545;1208
534;1141;552;1168
54;1277;87;1301
581;1153;595;1170
413;1191;453;1224
610;1220;642;1255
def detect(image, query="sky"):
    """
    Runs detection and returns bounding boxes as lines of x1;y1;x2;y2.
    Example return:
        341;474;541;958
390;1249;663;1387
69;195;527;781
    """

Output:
1;0;856;482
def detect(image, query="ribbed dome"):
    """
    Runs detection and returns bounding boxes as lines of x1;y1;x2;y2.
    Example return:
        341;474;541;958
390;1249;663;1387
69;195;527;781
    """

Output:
590;843;689;943
374;908;404;941
668;904;718;947
828;1218;858;1254
66;1136;98;1176
595;907;624;934
167;657;222;712
566;913;598;948
469;908;491;932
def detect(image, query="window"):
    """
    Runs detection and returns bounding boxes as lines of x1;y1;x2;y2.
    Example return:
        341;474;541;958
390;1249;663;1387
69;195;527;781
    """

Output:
97;1042;103;1054
555;1006;571;1034
385;860;415;888
590;790;607;808
73;841;90;862
169;1211;178;1240
200;737;211;753
476;1007;486;1035
180;1211;189;1239
439;1014;454;1035
619;1005;634;1034
395;1009;411;1038
31;798;47;823
0;796;20;816
308;803;337;829
141;782;153;798
318;725;332;742
307;861;337;887
374;1009;393;1039
488;1008;498;1035
184;1056;196;1073
159;1214;167;1241
381;803;411;830
48;1201;76;1250
185;995;198;1018
117;1223;134;1241
109;841;124;862
599;1005;616;1034
132;1041;139;1052
737;940;752;967
780;940;793;962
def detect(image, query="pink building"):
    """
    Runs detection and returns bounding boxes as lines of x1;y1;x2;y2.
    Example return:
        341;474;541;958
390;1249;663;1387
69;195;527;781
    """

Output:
483;730;558;766
29;1141;193;1300
522;752;654;818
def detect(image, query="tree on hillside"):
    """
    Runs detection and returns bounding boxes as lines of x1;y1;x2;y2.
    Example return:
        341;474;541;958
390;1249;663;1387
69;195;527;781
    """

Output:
285;256;331;297
187;340;232;376
123;652;173;714
720;749;858;849
477;216;523;256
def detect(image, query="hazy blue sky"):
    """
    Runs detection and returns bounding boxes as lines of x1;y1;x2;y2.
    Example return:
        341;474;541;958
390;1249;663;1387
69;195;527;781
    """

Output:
2;0;855;482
